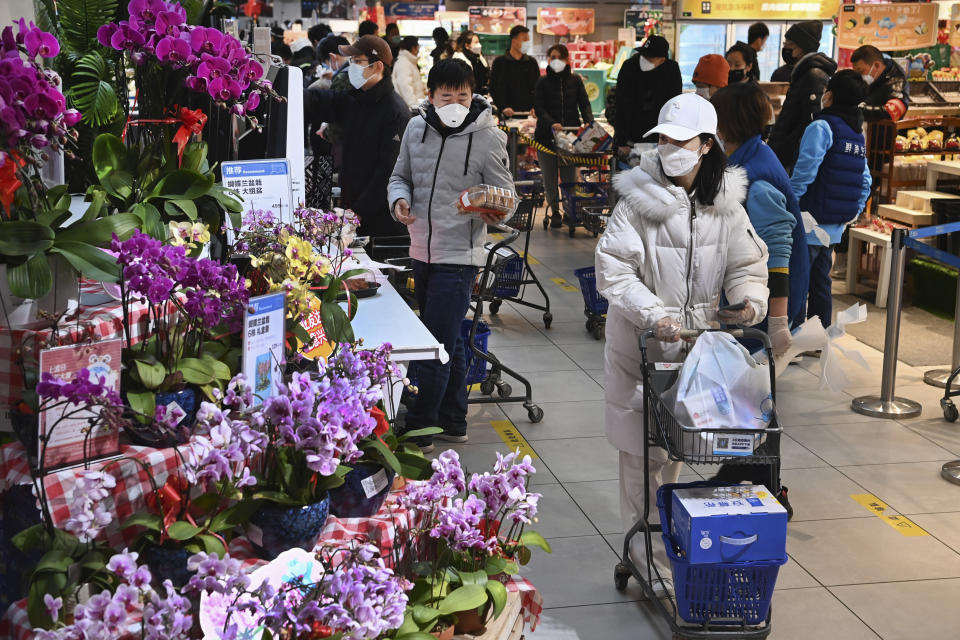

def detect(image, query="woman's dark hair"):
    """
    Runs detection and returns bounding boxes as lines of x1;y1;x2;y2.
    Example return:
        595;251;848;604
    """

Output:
456;30;477;51
547;44;568;60
691;133;727;206
400;35;419;52
725;41;757;73
433;27;449;43
710;82;772;144
358;20;379;37
385;23;400;37
827;69;869;108
427;58;475;93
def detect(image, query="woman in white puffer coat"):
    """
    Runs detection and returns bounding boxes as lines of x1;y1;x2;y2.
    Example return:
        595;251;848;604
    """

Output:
596;93;770;587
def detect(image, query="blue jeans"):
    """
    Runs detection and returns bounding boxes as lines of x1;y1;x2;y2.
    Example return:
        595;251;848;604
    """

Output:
406;261;478;434
807;244;834;328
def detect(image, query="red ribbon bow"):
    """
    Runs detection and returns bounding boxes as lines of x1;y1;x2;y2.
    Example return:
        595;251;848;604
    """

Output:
122;106;208;164
370;406;390;438
0;153;23;217
146;474;190;541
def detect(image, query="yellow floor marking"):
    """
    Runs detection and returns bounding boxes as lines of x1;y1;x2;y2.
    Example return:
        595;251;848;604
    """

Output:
467;383;481;392
550;277;579;292
490;420;538;459
850;494;929;537
518;251;540;265
489;233;504;241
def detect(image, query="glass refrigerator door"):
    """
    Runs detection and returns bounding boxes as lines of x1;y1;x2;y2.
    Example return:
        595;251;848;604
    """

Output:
676;23;729;90
733;23;783;83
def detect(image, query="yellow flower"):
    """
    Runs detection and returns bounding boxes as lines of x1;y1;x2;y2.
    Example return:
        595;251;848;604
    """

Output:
167;221;210;249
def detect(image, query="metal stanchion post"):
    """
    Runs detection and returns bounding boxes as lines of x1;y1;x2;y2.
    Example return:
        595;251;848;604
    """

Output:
852;228;923;418
508;127;519;181
924;276;960;388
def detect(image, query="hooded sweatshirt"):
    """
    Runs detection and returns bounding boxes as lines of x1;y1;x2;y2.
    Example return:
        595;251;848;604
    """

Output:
767;51;837;171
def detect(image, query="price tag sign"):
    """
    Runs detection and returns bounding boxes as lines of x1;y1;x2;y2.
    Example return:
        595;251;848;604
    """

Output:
221;158;294;227
243;293;286;404
712;434;756;457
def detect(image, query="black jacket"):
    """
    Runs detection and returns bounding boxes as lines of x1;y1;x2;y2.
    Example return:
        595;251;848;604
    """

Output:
460;49;490;95
768;52;837;171
306;75;411;237
614;53;682;146
533;65;593;146
863;58;910;122
770;64;794;82
489;52;540;114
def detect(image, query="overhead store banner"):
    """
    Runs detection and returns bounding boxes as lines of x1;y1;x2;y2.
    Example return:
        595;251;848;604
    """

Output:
677;0;835;20
837;3;937;51
537;8;595;36
384;3;438;19
469;7;526;35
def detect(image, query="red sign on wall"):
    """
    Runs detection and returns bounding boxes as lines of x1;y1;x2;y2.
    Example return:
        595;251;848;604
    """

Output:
536;8;596;36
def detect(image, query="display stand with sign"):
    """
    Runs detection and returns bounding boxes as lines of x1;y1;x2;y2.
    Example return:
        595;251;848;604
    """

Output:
221;158;295;230
243;293;286;404
837;3;938;51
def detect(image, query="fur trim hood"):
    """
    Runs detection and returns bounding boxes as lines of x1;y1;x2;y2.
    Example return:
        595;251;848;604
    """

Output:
612;149;748;223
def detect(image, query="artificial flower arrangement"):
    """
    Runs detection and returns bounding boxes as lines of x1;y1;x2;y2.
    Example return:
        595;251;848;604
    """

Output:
393;450;551;636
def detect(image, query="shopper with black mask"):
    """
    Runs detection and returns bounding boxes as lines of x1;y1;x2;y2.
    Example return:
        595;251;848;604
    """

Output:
726;42;758;85
613;35;682;157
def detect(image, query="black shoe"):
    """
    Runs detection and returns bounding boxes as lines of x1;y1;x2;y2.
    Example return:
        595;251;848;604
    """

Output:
777;486;794;521
549;214;563;228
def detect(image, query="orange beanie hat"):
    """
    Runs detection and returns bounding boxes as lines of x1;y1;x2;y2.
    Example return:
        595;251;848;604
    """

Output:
692;54;730;88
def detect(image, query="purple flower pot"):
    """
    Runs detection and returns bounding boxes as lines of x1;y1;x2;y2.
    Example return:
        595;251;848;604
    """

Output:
329;463;396;519
247;494;331;560
141;543;192;588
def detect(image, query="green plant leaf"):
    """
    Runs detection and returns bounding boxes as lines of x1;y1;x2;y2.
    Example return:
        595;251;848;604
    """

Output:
366;437;402;476
121;512;163;532
0;221;55;255
131;202;166;239
11;524;46;552
411;605;442;625
93;133;128;182
519;530;552;554
395;451;434;481
484;556;508;576
165;199;198;220
456;569;488;586
8;253;53;299
102;170;134;200
50;241;120;283
394;634;437;640
56;0;119;53
436;585;487;615
200;353;232;380
126;390;156;419
167;521;202;541
485;580;508;619
68;52;120;126
197;533;226;556
34;549;73;574
396;427;443;440
27;572;66;627
148;169;214;201
56;212;140;245
134;360;166;390
251;491;300;506
321;300;354;344
176;357;216;385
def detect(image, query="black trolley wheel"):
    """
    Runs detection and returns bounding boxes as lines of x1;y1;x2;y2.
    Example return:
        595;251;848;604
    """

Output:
591;323;605;341
945;400;959;423
543;312;553;329
586;316;598;333
489;300;502;315
496;382;513;399
479;377;496;396
527;405;544;423
568;225;576;238
614;563;631;591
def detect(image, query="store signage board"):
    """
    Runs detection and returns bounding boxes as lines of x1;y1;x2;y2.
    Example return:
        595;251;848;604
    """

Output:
221;158;294;230
625;7;667;38
468;6;526;34
384;3;438;19
243;292;286;405
38;339;122;470
837;3;937;51
537;8;596;36
677;0;835;20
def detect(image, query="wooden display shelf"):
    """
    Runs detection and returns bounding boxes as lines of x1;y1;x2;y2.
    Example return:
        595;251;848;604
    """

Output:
895;189;960;212
876;204;935;227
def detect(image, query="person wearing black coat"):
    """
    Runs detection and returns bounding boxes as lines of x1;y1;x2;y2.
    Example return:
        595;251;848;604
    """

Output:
613;35;682;152
534;45;594;228
305;36;411;239
767;21;837;172
489;25;539;117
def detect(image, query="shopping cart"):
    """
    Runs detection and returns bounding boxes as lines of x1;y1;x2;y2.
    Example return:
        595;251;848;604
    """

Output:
580;204;612;238
466;223;544;423
573;266;608;340
614;328;783;639
941;366;960;422
558;181;609;237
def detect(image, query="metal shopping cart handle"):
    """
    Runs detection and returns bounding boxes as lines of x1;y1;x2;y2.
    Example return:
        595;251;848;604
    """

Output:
638;327;773;350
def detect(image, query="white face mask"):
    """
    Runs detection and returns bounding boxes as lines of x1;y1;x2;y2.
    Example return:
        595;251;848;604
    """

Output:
548;59;567;73
348;62;371;89
695;85;711;99
639;56;655;72
520;39;531;54
435;102;470;128
470;42;483;55
658;141;705;177
861;72;875;86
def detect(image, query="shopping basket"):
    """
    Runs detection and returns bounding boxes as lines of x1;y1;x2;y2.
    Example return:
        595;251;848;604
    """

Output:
559;182;608;237
574;266;608;339
657;482;786;626
461;318;491;385
580;204;611;237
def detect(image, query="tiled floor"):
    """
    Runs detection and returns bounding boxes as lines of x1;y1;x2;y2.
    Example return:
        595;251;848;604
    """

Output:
432;225;959;639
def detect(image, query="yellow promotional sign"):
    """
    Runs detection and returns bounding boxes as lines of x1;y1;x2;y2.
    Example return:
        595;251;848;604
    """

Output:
678;0;836;20
297;295;335;361
837;3;938;51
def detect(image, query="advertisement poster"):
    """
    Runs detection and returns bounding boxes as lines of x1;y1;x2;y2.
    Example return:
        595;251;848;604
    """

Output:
468;7;527;35
678;0;833;20
385;3;438;19
298;296;336;362
537;8;596;36
837;3;938;50
221;159;294;231
626;7;665;38
243;293;286;405
38;340;122;469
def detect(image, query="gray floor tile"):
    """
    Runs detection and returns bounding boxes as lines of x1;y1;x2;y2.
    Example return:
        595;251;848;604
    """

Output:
530;483;599;539
520;370;605;404
767;587;880;640
531;437;619;483
557;342;606;371
843;383;948;418
839;461;957;515
498;344;581;373
904;512;960;554
902;415;960;456
537;321;603;346
779;467;875;521
775;556;819;590
502;400;606;440
585;369;605;387
830;579;960;640
786;421;952;467
779;434;830;470
775;388;879;428
530;602;669;639
566;479;622;535
486;318;554;347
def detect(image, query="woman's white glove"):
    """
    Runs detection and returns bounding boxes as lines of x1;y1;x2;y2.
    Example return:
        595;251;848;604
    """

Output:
654;317;682;342
717;298;757;326
767;315;791;359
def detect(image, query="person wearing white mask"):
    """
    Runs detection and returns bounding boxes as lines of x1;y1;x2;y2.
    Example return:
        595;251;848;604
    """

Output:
305;35;411;238
613;35;682;158
489;25;539;118
452;30;490;95
596;92;769;594
388;59;515;452
691;53;729;99
533;44;594;229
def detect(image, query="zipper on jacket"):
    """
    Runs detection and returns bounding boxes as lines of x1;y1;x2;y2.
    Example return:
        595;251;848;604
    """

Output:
463;132;474;175
683;200;697;326
426;130;447;263
560;79;566;127
746;227;764;258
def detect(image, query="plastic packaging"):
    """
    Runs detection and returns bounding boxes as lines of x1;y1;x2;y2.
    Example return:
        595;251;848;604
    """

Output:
456;184;517;219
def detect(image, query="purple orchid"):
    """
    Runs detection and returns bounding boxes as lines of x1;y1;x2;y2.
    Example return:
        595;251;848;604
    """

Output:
155;36;190;64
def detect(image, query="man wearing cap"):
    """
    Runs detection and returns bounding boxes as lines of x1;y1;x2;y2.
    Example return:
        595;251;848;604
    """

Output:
767;20;837;172
305;35;410;238
691;54;729;99
613;35;682;157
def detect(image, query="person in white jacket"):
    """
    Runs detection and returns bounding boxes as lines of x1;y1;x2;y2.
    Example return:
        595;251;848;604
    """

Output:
392;36;426;109
595;93;770;591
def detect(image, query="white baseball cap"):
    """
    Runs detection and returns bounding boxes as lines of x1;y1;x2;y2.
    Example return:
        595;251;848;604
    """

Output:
644;93;718;142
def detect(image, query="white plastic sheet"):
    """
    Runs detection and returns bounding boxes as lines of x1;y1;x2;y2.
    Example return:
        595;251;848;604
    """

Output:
773;303;870;390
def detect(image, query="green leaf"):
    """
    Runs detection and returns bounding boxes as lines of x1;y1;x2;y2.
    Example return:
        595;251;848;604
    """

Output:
134;360;166;390
8;253;53;299
93;133;128;182
411;604;442;625
132;202;166;240
167;521;202;541
56;0;119;53
27;571;66;627
121;512;163;532
456;569;488;586
485;580;508;619
200;353;232;381
176;357;217;385
50;241;120;283
11;524;47;552
126;390;156;419
180;142;209;173
34;549;73;574
367;437;402;476
56;212;140;245
148;169;214;201
321;300;354;344
397;427;443;440
0;221;55;255
68;52;120;126
251;491;300;506
394;634;438;640
165;199;198;220
437;585;487;615
484;557;508;576
102;170;134;200
519;530;552;554
396;451;434;481
197;533;226;556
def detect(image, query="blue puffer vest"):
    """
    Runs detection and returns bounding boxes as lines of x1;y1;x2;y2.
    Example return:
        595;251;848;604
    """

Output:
729;135;811;328
799;114;867;225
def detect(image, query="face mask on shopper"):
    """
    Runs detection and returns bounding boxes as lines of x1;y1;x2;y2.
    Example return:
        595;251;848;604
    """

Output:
520;39;531;54
658;141;704;177
548;59;567;73
348;62;372;89
435;102;470;128
695;85;711;99
470;42;483;55
861;72;875;85
639;56;656;72
728;68;745;84
781;47;795;65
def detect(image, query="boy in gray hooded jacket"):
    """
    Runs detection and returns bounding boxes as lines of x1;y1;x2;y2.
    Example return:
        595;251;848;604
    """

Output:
388;59;516;450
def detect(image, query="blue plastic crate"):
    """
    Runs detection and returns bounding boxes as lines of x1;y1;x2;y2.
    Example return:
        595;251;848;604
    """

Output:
573;266;609;316
657;482;786;625
560;182;608;224
493;254;524;298
461;319;491;385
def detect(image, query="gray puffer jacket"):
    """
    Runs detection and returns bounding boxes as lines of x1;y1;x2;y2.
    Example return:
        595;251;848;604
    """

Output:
387;96;515;266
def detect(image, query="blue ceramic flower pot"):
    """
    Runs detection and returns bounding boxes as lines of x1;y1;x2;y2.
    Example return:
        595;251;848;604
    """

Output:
247;494;331;560
329;463;396;519
141;543;192;588
126;387;198;447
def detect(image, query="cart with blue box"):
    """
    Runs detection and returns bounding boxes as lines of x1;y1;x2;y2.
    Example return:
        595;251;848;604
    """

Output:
613;328;785;639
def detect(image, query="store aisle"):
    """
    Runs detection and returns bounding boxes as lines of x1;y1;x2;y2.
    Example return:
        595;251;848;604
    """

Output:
433;224;960;640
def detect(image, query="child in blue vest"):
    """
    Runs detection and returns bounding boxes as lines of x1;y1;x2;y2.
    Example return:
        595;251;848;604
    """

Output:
791;69;872;328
